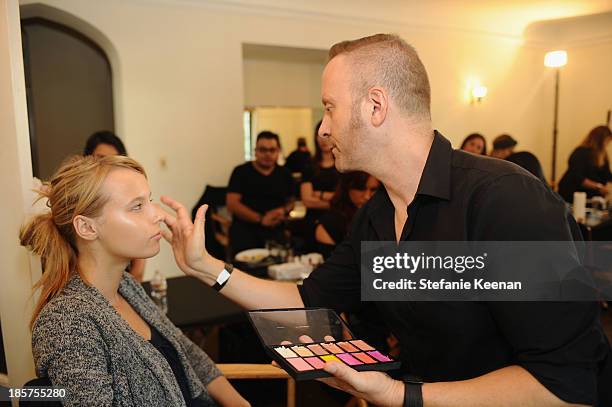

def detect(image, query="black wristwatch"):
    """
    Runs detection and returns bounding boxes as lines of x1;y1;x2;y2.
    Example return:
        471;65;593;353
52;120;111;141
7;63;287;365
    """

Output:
212;263;234;291
403;376;423;407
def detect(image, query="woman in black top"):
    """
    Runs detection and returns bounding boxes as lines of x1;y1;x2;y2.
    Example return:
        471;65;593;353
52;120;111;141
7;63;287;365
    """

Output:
300;121;340;211
558;125;612;202
300;121;340;250
315;171;379;258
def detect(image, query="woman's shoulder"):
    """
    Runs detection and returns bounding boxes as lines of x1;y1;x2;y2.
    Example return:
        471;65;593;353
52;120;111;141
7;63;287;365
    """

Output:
33;290;98;334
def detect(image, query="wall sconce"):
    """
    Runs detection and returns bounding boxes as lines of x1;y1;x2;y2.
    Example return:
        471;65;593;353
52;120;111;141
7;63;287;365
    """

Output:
470;85;487;104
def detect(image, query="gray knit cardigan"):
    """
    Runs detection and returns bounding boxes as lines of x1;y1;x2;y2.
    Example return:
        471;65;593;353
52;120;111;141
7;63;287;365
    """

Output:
32;272;222;406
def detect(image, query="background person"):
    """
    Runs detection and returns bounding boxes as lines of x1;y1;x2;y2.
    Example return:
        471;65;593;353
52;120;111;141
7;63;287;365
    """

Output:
558;125;612;202
489;134;517;159
285;137;312;174
83;130;128;158
226;131;295;256
459;132;487;155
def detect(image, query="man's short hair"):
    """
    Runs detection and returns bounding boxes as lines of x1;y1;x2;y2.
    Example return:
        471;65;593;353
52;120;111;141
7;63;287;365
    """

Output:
256;131;281;148
328;33;431;119
492;134;517;150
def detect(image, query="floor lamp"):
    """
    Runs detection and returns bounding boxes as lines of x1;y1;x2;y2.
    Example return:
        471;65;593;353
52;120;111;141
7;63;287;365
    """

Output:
544;50;567;187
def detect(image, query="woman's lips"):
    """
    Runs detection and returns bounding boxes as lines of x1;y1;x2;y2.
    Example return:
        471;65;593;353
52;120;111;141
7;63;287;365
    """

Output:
151;232;162;240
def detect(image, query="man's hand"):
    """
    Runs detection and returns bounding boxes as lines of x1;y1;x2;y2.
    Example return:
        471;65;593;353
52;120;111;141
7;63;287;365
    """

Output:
261;207;285;227
159;196;220;284
318;362;405;407
274;335;404;407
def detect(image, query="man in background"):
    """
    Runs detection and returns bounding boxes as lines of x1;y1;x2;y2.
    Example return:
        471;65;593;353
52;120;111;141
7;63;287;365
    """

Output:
226;131;295;256
490;133;517;159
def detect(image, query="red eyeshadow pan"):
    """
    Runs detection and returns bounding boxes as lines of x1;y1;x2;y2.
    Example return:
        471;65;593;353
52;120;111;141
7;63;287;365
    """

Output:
353;352;377;364
287;357;315;371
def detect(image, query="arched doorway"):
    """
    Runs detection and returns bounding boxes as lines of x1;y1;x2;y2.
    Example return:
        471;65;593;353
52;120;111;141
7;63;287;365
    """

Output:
21;16;114;179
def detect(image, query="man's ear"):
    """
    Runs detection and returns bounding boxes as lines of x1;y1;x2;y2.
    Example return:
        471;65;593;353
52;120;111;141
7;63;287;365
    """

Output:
73;215;98;241
368;87;388;127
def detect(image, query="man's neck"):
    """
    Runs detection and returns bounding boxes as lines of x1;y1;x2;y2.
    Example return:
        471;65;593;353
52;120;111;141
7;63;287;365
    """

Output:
78;249;128;305
252;161;275;175
372;123;434;211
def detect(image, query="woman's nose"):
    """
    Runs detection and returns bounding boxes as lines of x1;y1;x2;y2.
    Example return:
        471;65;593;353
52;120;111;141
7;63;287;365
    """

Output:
152;203;164;223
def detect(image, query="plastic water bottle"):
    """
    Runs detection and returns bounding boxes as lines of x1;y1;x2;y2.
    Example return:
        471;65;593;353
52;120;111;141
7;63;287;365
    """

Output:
150;270;168;314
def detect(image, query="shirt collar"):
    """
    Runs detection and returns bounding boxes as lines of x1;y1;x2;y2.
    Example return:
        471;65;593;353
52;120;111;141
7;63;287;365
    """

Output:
415;130;452;201
367;130;452;213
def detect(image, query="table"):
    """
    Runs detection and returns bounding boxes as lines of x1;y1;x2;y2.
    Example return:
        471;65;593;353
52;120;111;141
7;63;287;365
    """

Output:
142;276;244;329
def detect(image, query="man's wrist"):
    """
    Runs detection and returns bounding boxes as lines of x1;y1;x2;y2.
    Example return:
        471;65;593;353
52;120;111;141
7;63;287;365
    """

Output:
201;257;225;284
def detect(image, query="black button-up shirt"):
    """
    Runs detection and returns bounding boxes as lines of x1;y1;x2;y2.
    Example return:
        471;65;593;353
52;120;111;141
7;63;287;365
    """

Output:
299;131;609;405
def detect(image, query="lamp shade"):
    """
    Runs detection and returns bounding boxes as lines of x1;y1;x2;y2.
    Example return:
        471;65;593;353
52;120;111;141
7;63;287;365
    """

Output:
544;50;567;68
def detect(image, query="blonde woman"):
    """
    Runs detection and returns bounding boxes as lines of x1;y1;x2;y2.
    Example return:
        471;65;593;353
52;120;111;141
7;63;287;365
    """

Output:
20;155;249;407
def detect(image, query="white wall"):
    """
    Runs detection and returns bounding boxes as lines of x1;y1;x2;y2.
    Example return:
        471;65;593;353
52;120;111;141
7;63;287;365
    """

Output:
243;59;324;109
15;0;612;280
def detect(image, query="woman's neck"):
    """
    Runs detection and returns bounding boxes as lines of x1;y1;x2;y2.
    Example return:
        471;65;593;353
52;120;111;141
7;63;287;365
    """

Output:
78;252;128;305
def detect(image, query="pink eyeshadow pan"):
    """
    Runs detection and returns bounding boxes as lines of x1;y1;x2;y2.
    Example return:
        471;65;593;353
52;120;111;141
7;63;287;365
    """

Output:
337;353;363;366
350;340;375;351
321;342;343;354
304;357;326;369
307;344;328;355
337;341;359;352
286;357;314;371
367;350;392;362
353;352;377;364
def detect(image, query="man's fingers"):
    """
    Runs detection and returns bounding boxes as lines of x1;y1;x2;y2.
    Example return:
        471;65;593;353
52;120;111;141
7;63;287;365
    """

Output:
160;195;189;219
323;361;357;384
161;209;178;229
323;335;336;342
161;228;173;243
280;340;293;346
298;335;314;344
194;204;208;236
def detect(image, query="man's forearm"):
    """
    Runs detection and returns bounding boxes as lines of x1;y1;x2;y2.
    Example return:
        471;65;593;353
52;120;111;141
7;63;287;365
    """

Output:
202;257;304;310
228;201;262;223
422;365;586;407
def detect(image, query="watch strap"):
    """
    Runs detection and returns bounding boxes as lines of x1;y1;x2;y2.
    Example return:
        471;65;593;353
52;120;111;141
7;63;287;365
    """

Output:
212;263;234;291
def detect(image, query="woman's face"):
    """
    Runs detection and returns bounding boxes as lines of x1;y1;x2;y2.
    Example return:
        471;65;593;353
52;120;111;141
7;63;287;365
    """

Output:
463;138;485;155
92;168;163;261
349;176;380;208
92;143;120;158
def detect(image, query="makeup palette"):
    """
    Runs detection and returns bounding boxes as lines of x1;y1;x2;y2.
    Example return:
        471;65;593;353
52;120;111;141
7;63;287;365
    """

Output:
247;308;400;380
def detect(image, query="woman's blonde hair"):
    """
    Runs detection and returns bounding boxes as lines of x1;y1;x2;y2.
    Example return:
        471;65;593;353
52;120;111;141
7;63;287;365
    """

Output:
20;155;146;328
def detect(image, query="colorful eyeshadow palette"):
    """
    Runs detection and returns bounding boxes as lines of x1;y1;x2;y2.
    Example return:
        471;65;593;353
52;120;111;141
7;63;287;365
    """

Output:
247;308;400;380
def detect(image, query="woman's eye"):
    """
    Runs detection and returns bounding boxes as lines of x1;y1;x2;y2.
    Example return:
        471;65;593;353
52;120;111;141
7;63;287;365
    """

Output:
132;203;143;211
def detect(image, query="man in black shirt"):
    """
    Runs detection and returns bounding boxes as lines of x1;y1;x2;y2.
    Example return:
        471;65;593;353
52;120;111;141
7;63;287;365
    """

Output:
226;131;295;256
162;34;609;406
285;137;312;174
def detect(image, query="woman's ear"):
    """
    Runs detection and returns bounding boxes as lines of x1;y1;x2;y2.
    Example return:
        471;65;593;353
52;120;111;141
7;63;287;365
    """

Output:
368;86;388;127
73;215;98;241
